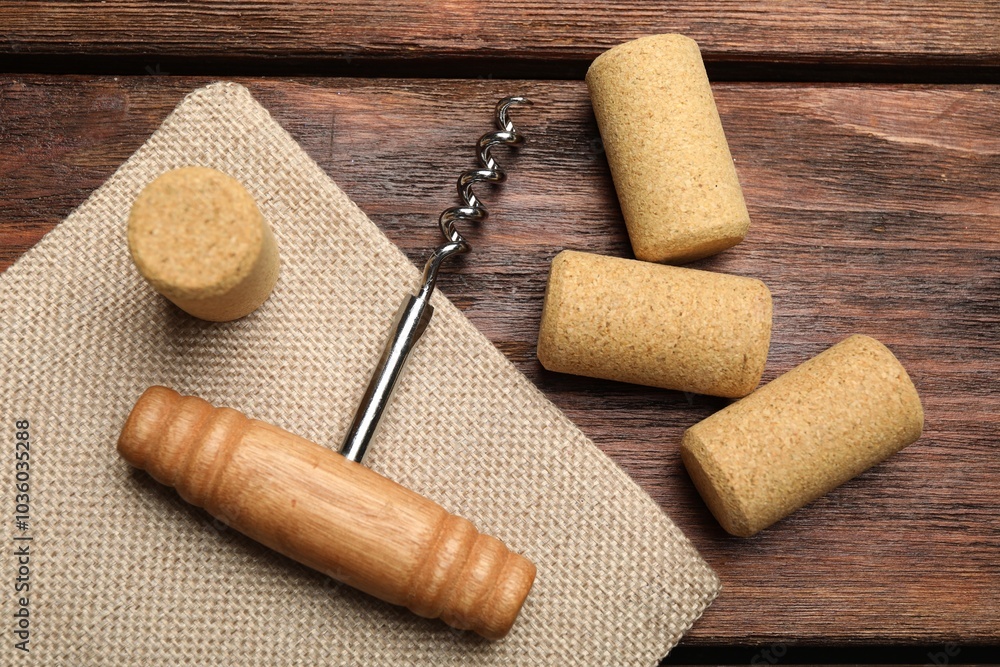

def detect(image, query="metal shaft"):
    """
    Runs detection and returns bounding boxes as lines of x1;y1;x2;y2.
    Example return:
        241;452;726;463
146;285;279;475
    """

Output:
339;96;528;464
338;292;434;463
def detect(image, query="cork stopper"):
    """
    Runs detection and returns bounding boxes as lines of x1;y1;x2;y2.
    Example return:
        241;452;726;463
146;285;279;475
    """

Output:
586;34;751;263
127;166;279;321
537;250;772;398
681;335;924;537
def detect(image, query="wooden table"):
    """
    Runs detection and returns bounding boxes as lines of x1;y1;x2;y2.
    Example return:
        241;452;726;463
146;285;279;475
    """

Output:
1;4;998;664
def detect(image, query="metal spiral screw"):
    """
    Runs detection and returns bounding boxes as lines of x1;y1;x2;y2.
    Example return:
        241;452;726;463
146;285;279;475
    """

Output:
340;96;530;463
416;96;530;301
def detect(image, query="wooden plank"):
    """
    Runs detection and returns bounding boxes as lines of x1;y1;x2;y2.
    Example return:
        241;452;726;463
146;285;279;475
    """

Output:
1;2;999;71
0;76;997;645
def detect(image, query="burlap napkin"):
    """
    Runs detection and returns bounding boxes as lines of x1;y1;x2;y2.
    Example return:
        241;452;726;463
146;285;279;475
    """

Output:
0;82;719;665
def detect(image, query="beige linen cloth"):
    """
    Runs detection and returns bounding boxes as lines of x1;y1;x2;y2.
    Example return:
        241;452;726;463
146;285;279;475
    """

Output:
0;82;719;665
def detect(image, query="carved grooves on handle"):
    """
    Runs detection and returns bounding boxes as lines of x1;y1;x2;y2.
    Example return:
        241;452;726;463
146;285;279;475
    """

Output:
118;386;249;512
119;387;536;639
409;513;536;640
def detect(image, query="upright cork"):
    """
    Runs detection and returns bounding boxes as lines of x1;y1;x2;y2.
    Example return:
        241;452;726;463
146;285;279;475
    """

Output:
118;386;536;640
537;250;772;399
682;335;924;537
127;167;279;321
587;34;751;263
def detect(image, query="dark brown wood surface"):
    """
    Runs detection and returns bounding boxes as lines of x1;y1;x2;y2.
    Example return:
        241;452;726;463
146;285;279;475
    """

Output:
1;76;997;647
2;2;999;71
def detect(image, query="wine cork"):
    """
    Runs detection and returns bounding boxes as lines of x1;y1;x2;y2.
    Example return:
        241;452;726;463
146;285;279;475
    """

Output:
127;166;279;321
586;34;751;264
682;335;924;537
537;250;772;398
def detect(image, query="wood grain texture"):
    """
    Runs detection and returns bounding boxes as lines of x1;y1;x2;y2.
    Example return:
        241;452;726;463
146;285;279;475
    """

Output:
1;2;999;69
1;76;998;645
118;386;537;640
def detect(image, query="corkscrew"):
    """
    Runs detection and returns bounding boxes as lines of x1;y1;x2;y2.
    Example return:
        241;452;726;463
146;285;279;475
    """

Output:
340;95;530;463
118;97;536;639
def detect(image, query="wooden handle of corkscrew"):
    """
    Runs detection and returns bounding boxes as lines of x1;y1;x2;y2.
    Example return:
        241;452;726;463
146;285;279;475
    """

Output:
117;386;535;640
